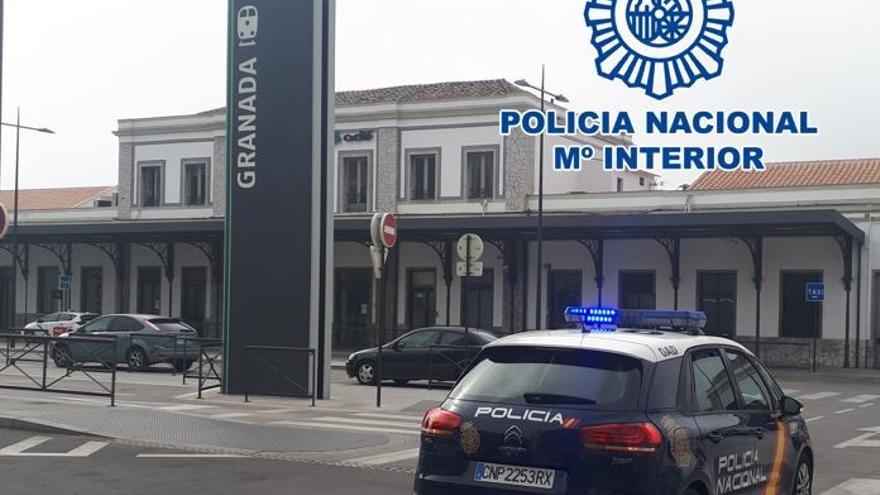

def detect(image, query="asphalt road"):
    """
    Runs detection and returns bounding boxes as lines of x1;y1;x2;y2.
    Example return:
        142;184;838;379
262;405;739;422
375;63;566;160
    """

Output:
0;427;413;495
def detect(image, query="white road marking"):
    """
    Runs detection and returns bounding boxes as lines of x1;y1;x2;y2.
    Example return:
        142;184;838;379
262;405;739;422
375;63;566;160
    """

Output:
821;479;880;494
861;403;875;409
161;404;217;411
65;441;109;457
0;436;108;457
343;448;421;466
271;421;418;436
260;408;300;414
798;391;841;400
834;427;880;449
805;416;825;423
354;412;425;422
784;389;801;395
315;417;417;429
209;413;254;419
835;408;856;415
842;395;880;404
137;454;245;459
0;436;51;455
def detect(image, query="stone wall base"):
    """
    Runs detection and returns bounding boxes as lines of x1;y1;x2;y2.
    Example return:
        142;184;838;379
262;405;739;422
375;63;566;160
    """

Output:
736;337;877;369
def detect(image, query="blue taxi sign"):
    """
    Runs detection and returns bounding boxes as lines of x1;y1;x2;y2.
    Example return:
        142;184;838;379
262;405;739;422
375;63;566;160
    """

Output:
805;283;825;302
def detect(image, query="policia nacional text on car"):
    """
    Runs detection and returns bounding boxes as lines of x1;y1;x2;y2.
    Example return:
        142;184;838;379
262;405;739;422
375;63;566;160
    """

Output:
414;308;812;495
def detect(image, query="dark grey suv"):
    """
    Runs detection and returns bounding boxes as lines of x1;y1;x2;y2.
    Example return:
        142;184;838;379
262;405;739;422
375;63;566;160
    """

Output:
50;314;200;372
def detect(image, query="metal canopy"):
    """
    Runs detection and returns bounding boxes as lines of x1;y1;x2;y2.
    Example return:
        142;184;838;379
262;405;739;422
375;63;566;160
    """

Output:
336;209;865;243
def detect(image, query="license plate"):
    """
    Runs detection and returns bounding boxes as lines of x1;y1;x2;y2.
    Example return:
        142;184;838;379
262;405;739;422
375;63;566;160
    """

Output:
474;462;555;490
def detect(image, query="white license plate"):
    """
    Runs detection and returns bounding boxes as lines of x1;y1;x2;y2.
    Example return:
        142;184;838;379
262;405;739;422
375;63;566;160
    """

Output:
474;462;556;490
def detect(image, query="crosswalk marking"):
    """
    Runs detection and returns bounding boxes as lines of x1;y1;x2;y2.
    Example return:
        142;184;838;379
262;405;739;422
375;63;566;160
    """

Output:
271;420;418;436
805;416;825;423
315;417;417;429
343;448;421;466
835;408;855;415
834;427;880;449
354;412;425;422
161;404;217;411
843;395;880;404
261;408;300;414
0;436;108;457
861;403;875;408
821;478;880;494
798;391;841;400
137;454;245;459
784;389;801;395
209;413;254;419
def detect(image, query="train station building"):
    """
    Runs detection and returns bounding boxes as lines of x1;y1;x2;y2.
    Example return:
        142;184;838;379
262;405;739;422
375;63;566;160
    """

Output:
0;79;877;369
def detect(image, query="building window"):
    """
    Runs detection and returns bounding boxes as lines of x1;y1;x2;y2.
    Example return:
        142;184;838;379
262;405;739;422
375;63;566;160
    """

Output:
342;156;369;212
547;270;583;330
37;266;60;314
137;267;162;315
465;150;495;200
619;271;655;309
780;271;823;338
184;161;208;206
407;269;437;329
463;268;494;330
616;178;624;192
80;267;103;314
409;153;437;200
639;177;646;186
140;165;162;207
181;267;208;331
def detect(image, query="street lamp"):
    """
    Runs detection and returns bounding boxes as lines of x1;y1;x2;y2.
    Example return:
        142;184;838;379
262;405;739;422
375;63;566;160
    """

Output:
515;67;568;330
1;109;55;326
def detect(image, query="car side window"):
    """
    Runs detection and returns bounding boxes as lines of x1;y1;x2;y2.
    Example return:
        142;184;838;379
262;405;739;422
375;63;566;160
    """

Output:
58;313;75;322
750;356;784;409
691;348;738;413
42;313;59;323
81;316;113;333
397;331;440;349
113;317;144;333
725;350;771;411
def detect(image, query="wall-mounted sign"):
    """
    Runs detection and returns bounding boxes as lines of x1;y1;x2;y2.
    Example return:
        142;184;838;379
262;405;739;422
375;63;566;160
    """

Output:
0;203;8;240
806;283;825;302
335;130;374;144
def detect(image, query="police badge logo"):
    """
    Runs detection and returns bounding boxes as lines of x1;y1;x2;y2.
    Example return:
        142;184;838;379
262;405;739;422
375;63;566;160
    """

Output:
660;416;695;469
459;422;481;455
584;0;735;99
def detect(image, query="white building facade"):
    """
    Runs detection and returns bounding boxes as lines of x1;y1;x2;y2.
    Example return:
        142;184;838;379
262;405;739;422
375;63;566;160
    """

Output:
0;80;876;369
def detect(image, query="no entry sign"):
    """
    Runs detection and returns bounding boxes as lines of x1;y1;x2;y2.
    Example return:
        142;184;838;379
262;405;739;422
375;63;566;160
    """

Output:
381;213;398;248
0;203;8;240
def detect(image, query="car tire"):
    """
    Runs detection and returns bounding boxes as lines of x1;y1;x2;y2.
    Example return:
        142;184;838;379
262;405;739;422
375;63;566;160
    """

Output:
174;360;194;373
793;455;812;495
126;347;148;372
52;345;72;368
356;360;377;385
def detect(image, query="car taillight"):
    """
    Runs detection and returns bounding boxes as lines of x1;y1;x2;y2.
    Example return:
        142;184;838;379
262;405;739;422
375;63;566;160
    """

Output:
580;423;663;453
52;326;67;336
421;408;462;438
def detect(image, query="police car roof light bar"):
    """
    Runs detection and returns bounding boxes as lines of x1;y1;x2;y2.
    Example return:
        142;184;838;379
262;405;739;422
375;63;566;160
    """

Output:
617;310;707;335
564;307;619;333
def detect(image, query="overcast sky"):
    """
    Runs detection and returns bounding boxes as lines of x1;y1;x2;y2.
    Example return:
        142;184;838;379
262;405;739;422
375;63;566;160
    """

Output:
1;0;877;190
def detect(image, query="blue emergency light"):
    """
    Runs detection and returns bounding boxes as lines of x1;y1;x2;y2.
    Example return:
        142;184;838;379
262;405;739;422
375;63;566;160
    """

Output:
564;307;707;334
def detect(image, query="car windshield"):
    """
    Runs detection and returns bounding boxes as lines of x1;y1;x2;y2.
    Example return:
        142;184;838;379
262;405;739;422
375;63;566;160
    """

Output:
148;318;197;333
450;347;643;411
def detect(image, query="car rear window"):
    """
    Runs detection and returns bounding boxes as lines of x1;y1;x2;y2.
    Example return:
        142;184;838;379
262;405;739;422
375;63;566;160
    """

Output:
450;347;644;411
148;318;196;333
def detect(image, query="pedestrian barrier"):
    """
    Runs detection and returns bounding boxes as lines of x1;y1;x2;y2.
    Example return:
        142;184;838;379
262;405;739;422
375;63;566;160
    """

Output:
427;344;473;390
244;345;316;407
126;332;200;376
182;338;222;398
0;332;118;406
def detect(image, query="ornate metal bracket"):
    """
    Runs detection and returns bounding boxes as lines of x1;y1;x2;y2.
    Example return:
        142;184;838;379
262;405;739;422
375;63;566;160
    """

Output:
418;240;453;286
575;238;605;294
654;238;682;291
737;236;764;291
834;235;855;291
183;240;222;275
0;243;29;279
135;241;175;281
33;242;72;275
84;241;125;277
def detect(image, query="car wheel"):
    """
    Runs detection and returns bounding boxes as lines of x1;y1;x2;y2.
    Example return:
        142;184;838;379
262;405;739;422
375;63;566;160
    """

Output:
126;347;148;371
393;380;409;386
356;360;377;385
52;345;72;368
173;360;194;373
793;456;812;495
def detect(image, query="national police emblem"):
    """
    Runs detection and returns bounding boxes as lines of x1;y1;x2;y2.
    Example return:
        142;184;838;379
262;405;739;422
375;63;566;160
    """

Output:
660;416;695;469
584;0;735;99
459;422;481;455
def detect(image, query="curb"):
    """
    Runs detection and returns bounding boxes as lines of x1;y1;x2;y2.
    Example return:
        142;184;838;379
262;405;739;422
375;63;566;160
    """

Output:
0;416;108;438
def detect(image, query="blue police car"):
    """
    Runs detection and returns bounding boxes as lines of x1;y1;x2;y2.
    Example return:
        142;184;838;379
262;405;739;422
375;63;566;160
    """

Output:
414;308;813;495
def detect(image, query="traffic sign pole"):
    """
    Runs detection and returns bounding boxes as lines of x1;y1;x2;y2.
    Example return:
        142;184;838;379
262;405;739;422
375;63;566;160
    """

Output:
370;213;397;409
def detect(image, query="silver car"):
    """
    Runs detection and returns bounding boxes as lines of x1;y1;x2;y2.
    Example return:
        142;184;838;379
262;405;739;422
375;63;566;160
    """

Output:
50;314;200;372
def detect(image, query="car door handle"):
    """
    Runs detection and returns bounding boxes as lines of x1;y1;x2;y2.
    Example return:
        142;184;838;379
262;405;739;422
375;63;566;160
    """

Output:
708;432;724;444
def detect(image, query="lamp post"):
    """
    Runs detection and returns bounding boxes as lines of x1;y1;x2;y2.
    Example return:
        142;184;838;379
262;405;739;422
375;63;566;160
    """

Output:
2;110;55;326
515;67;568;330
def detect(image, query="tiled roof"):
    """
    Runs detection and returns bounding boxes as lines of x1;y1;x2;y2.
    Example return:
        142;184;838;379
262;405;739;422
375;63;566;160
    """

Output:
336;79;527;106
0;186;113;211
689;159;880;191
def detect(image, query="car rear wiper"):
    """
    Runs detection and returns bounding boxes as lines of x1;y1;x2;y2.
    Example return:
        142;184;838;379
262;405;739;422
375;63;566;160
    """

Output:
523;393;596;405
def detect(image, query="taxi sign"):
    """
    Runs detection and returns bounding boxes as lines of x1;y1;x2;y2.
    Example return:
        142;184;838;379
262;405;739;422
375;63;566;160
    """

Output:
806;282;825;302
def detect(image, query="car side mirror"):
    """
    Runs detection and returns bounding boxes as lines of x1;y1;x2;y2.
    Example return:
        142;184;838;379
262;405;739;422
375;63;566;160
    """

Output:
780;396;804;417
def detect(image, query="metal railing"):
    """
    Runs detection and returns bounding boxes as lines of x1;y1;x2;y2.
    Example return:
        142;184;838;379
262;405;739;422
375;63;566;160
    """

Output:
127;332;201;376
0;332;118;405
182;338;223;398
244;346;316;407
743;338;818;373
427;344;473;389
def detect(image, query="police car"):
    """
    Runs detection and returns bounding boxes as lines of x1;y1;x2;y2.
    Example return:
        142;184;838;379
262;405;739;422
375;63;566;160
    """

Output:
414;308;813;495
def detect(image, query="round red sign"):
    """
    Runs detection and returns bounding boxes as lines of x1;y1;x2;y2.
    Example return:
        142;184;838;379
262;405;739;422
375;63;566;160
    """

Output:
380;213;398;249
0;203;8;240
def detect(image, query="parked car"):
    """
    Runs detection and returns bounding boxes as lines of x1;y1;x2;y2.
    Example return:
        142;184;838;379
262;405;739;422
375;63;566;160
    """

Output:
50;314;200;372
346;327;498;385
25;312;101;336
